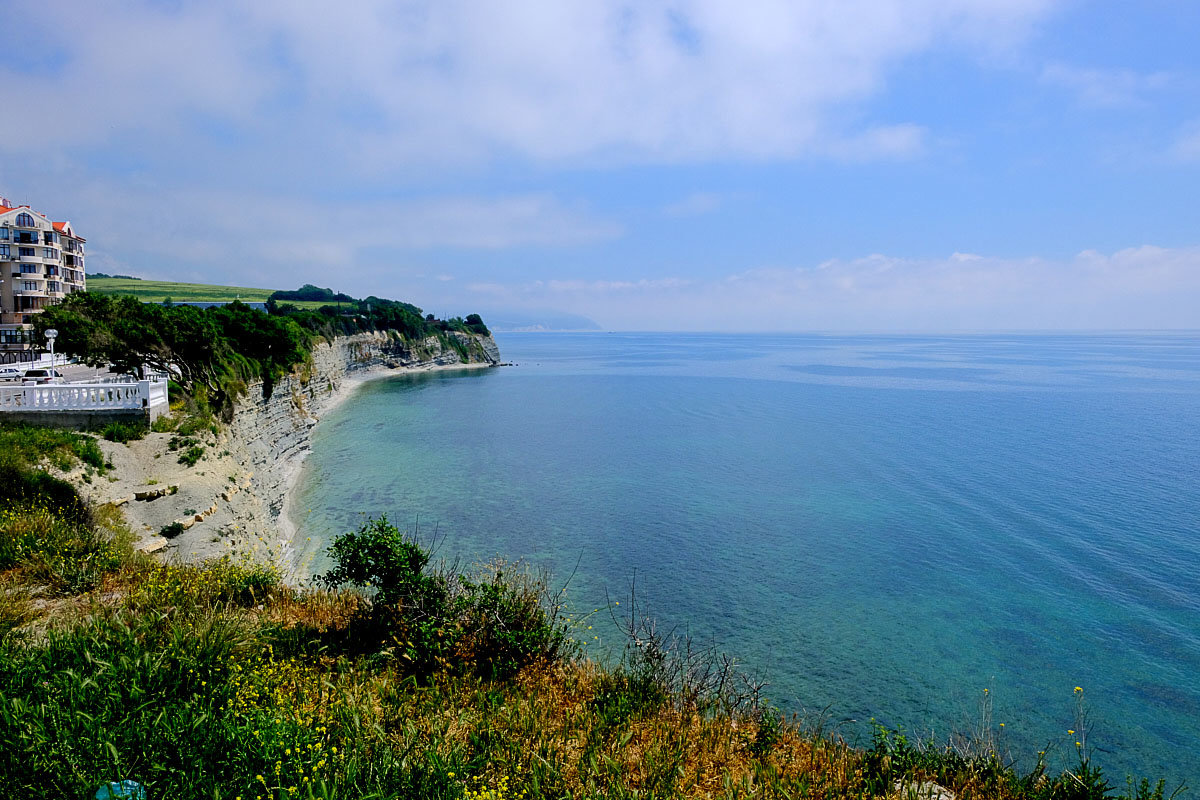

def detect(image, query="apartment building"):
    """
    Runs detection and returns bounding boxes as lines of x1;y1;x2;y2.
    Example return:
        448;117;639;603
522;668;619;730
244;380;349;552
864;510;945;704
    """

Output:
0;197;87;363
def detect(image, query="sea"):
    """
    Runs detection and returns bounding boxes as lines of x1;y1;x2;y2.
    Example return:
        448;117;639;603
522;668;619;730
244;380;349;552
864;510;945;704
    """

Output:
290;332;1200;785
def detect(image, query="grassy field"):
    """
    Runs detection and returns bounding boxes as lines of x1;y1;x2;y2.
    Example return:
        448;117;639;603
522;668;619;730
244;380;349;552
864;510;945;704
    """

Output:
87;277;333;309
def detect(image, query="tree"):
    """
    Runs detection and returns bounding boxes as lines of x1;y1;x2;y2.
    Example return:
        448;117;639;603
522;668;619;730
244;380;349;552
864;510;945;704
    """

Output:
36;293;312;407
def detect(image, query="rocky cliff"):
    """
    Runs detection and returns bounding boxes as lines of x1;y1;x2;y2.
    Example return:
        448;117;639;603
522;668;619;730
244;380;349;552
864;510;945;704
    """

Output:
92;330;499;576
228;330;498;518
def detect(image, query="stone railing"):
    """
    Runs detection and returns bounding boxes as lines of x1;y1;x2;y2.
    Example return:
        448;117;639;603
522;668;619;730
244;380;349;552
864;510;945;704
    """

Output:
0;379;168;412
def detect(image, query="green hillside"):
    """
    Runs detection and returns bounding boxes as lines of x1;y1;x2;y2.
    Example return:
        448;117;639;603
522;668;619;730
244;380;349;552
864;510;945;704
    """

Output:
86;276;274;303
87;277;329;309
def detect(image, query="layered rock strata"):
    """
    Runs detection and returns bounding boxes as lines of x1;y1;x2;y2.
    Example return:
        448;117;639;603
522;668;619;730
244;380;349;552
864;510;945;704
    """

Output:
85;331;499;577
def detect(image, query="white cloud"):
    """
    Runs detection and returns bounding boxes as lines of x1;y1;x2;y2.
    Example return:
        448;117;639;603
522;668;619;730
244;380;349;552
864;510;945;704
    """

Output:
0;0;1059;166
1040;63;1171;108
55;184;619;289
469;246;1200;330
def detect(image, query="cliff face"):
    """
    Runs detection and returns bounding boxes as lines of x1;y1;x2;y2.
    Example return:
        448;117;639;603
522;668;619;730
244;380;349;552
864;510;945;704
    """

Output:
89;330;499;573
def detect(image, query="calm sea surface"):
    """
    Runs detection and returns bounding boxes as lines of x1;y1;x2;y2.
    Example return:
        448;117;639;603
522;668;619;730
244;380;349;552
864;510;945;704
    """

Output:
292;333;1200;784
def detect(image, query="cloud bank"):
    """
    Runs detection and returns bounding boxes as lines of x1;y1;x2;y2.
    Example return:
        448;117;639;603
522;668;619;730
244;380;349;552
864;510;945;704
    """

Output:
466;246;1200;331
1;0;1058;167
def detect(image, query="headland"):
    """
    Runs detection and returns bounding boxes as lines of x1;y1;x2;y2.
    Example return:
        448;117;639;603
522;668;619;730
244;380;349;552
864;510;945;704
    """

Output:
72;329;500;579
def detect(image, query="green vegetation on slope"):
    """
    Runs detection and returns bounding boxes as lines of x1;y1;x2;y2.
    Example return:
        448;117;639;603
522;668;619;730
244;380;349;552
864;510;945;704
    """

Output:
0;428;1181;800
36;293;312;410
36;290;491;412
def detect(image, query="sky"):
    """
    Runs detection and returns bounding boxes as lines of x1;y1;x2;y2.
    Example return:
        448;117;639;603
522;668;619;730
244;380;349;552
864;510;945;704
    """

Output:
2;0;1199;331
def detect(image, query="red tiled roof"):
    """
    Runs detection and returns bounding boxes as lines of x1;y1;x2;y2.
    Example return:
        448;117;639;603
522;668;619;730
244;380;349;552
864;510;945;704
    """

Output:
4;206;82;238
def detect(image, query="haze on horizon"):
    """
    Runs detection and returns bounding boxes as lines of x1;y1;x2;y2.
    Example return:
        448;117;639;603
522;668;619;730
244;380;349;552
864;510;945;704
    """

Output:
1;1;1198;332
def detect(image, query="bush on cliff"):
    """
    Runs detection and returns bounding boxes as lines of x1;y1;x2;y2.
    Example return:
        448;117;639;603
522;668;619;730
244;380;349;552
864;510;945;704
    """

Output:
36;293;311;408
37;291;492;412
320;516;568;680
0;423;133;597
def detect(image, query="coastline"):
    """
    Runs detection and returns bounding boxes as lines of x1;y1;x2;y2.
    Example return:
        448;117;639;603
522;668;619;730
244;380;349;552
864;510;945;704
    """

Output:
79;333;500;578
274;360;495;582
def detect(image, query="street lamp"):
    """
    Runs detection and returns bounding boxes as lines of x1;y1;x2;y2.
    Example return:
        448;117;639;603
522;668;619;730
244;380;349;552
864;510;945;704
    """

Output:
44;328;57;370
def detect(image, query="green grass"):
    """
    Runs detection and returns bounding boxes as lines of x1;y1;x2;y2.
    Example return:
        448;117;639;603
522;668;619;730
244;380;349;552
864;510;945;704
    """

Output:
0;425;1181;799
87;277;332;309
0;504;1181;799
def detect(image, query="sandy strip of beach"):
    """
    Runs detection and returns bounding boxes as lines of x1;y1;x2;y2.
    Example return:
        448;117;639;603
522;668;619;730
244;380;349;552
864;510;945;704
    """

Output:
276;361;495;581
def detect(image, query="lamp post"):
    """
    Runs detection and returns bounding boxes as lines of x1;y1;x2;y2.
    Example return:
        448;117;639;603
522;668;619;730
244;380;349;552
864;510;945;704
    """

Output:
44;328;57;370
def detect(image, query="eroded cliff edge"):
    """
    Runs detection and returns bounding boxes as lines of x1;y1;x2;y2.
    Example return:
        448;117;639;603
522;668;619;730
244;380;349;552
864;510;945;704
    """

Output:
86;330;500;577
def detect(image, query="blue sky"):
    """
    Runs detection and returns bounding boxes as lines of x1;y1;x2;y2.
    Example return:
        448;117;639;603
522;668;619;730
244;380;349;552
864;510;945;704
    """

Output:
2;0;1198;330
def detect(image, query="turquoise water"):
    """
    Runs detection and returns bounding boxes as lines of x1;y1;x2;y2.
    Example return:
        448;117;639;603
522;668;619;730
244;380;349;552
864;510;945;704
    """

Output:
292;333;1200;784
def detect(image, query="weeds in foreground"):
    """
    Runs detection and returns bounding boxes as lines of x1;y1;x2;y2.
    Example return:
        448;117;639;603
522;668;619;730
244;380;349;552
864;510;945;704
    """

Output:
0;422;106;473
0;502;128;595
0;495;1183;799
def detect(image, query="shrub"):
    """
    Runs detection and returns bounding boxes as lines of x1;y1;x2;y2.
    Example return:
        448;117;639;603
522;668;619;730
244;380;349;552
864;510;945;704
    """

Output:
178;446;205;467
0;458;90;524
160;521;186;539
0;502;123;595
321;518;567;680
129;558;282;612
320;516;447;612
456;565;567;680
99;420;147;443
72;436;106;470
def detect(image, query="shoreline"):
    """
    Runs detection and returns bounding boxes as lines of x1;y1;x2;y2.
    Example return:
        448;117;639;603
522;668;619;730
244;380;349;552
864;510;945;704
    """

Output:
274;360;495;582
81;332;500;576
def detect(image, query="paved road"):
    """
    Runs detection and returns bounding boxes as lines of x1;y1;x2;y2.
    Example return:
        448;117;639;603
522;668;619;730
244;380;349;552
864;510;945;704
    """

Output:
56;362;130;383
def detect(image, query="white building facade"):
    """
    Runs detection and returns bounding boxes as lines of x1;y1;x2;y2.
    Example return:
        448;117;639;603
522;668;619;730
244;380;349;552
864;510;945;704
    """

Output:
0;198;87;364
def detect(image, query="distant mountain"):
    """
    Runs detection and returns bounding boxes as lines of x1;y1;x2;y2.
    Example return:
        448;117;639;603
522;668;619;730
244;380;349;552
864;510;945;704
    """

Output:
482;311;603;332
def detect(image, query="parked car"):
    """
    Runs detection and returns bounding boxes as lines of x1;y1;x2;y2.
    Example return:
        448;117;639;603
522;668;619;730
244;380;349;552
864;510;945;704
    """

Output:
0;366;24;381
22;369;64;385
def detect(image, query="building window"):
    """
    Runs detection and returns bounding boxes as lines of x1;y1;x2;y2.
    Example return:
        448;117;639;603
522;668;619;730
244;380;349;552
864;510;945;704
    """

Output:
15;213;35;227
0;228;9;240
22;281;40;292
47;282;61;293
20;264;38;274
43;248;57;260
43;231;59;245
18;247;34;258
0;244;8;257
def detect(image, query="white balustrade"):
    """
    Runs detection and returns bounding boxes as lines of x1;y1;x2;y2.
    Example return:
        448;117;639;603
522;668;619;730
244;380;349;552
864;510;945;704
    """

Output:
0;379;168;412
